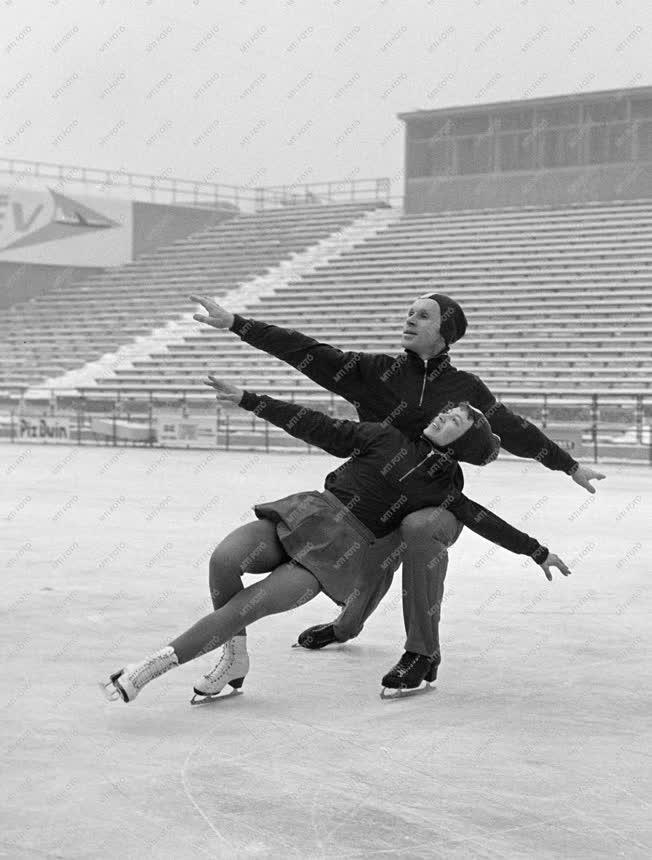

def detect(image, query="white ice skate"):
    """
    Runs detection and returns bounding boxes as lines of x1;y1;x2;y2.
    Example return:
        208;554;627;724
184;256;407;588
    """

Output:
100;646;179;703
191;636;249;705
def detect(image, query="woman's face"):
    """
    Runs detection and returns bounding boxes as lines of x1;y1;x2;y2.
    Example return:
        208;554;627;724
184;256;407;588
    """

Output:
424;406;473;446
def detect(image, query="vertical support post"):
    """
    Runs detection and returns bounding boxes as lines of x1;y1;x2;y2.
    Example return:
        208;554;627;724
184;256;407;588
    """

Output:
78;390;85;446
148;390;154;446
648;395;652;467
591;393;599;464
635;394;643;444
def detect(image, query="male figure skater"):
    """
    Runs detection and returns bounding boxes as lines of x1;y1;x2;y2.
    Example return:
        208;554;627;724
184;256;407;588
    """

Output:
191;293;603;688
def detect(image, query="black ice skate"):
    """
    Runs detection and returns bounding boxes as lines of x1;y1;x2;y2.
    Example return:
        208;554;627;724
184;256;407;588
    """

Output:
293;622;338;650
380;651;440;700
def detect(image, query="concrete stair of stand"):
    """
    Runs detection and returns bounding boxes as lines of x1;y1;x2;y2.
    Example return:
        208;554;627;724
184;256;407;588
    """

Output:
26;206;398;396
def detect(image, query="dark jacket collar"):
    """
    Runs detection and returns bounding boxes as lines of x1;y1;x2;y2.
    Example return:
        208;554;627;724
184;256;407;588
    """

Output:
418;433;450;460
403;346;451;371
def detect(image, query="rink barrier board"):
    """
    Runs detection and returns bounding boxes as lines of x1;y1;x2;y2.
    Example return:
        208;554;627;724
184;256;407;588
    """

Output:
1;410;650;464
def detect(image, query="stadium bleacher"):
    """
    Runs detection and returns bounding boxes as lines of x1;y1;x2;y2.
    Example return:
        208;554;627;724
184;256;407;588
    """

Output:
95;199;652;397
0;201;385;390
1;197;651;399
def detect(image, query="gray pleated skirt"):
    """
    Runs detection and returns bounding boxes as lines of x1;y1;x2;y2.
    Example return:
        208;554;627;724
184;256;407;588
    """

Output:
254;489;376;606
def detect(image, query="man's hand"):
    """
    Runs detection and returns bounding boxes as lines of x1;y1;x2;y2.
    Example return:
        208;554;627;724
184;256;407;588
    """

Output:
571;464;606;494
190;295;234;330
204;375;244;404
538;552;571;582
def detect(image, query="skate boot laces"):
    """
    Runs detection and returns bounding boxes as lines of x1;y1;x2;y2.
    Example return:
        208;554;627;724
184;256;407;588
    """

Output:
394;651;421;677
204;641;238;684
192;638;249;703
100;646;178;703
130;652;174;690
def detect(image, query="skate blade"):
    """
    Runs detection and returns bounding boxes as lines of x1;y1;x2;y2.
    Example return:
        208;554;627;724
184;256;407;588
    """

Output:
291;640;337;650
380;682;435;701
190;688;243;706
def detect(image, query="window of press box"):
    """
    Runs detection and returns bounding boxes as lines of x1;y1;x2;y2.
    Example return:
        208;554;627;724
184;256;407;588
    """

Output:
582;100;628;124
631;99;652;119
450;114;490;135
495;110;534;131
408;118;451;139
534;105;580;128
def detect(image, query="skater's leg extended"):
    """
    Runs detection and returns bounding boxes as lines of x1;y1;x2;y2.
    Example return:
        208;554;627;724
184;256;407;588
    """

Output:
171;561;321;664
209;519;288;614
190;561;322;702
102;561;321;703
400;507;463;659
188;524;302;702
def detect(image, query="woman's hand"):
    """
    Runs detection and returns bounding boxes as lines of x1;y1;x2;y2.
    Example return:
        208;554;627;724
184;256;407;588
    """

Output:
204;375;244;404
538;552;572;581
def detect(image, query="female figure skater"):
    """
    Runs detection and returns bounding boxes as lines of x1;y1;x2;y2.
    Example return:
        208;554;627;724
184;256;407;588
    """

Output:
101;377;570;704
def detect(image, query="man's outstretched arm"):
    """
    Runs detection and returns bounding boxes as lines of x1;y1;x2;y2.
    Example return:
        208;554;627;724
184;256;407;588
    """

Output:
470;375;605;494
191;295;385;399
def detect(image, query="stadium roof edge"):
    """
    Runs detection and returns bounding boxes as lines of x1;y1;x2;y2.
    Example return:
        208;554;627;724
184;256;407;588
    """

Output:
397;83;652;121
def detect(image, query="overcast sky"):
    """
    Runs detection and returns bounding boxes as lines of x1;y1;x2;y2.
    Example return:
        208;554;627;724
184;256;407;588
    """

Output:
2;0;651;198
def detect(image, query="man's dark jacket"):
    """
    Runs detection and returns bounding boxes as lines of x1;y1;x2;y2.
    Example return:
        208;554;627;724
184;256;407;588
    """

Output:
230;314;578;493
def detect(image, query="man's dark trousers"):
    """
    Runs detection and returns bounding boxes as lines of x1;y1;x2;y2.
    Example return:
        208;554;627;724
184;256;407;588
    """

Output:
333;506;463;657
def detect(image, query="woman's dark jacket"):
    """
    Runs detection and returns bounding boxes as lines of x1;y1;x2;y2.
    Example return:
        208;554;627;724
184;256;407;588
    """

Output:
240;391;549;563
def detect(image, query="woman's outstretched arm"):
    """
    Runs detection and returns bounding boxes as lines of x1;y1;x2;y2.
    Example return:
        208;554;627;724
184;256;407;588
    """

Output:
205;375;381;458
449;493;572;581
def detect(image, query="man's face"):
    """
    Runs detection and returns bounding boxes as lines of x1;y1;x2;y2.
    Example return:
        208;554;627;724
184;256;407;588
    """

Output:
425;406;473;446
400;297;443;355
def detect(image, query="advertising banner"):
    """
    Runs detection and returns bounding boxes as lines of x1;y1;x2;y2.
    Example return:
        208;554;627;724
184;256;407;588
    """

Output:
0;186;132;266
10;413;77;443
153;413;218;448
548;427;585;457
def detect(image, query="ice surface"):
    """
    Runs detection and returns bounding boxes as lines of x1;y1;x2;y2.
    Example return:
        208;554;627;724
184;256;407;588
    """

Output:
1;445;650;859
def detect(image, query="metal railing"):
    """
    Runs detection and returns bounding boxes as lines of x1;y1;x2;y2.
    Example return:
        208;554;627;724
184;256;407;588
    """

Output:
1;387;650;464
0;157;392;212
256;177;392;209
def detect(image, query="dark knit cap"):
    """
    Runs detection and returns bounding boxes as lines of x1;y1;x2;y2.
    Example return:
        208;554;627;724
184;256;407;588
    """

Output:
426;294;467;346
447;403;501;466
